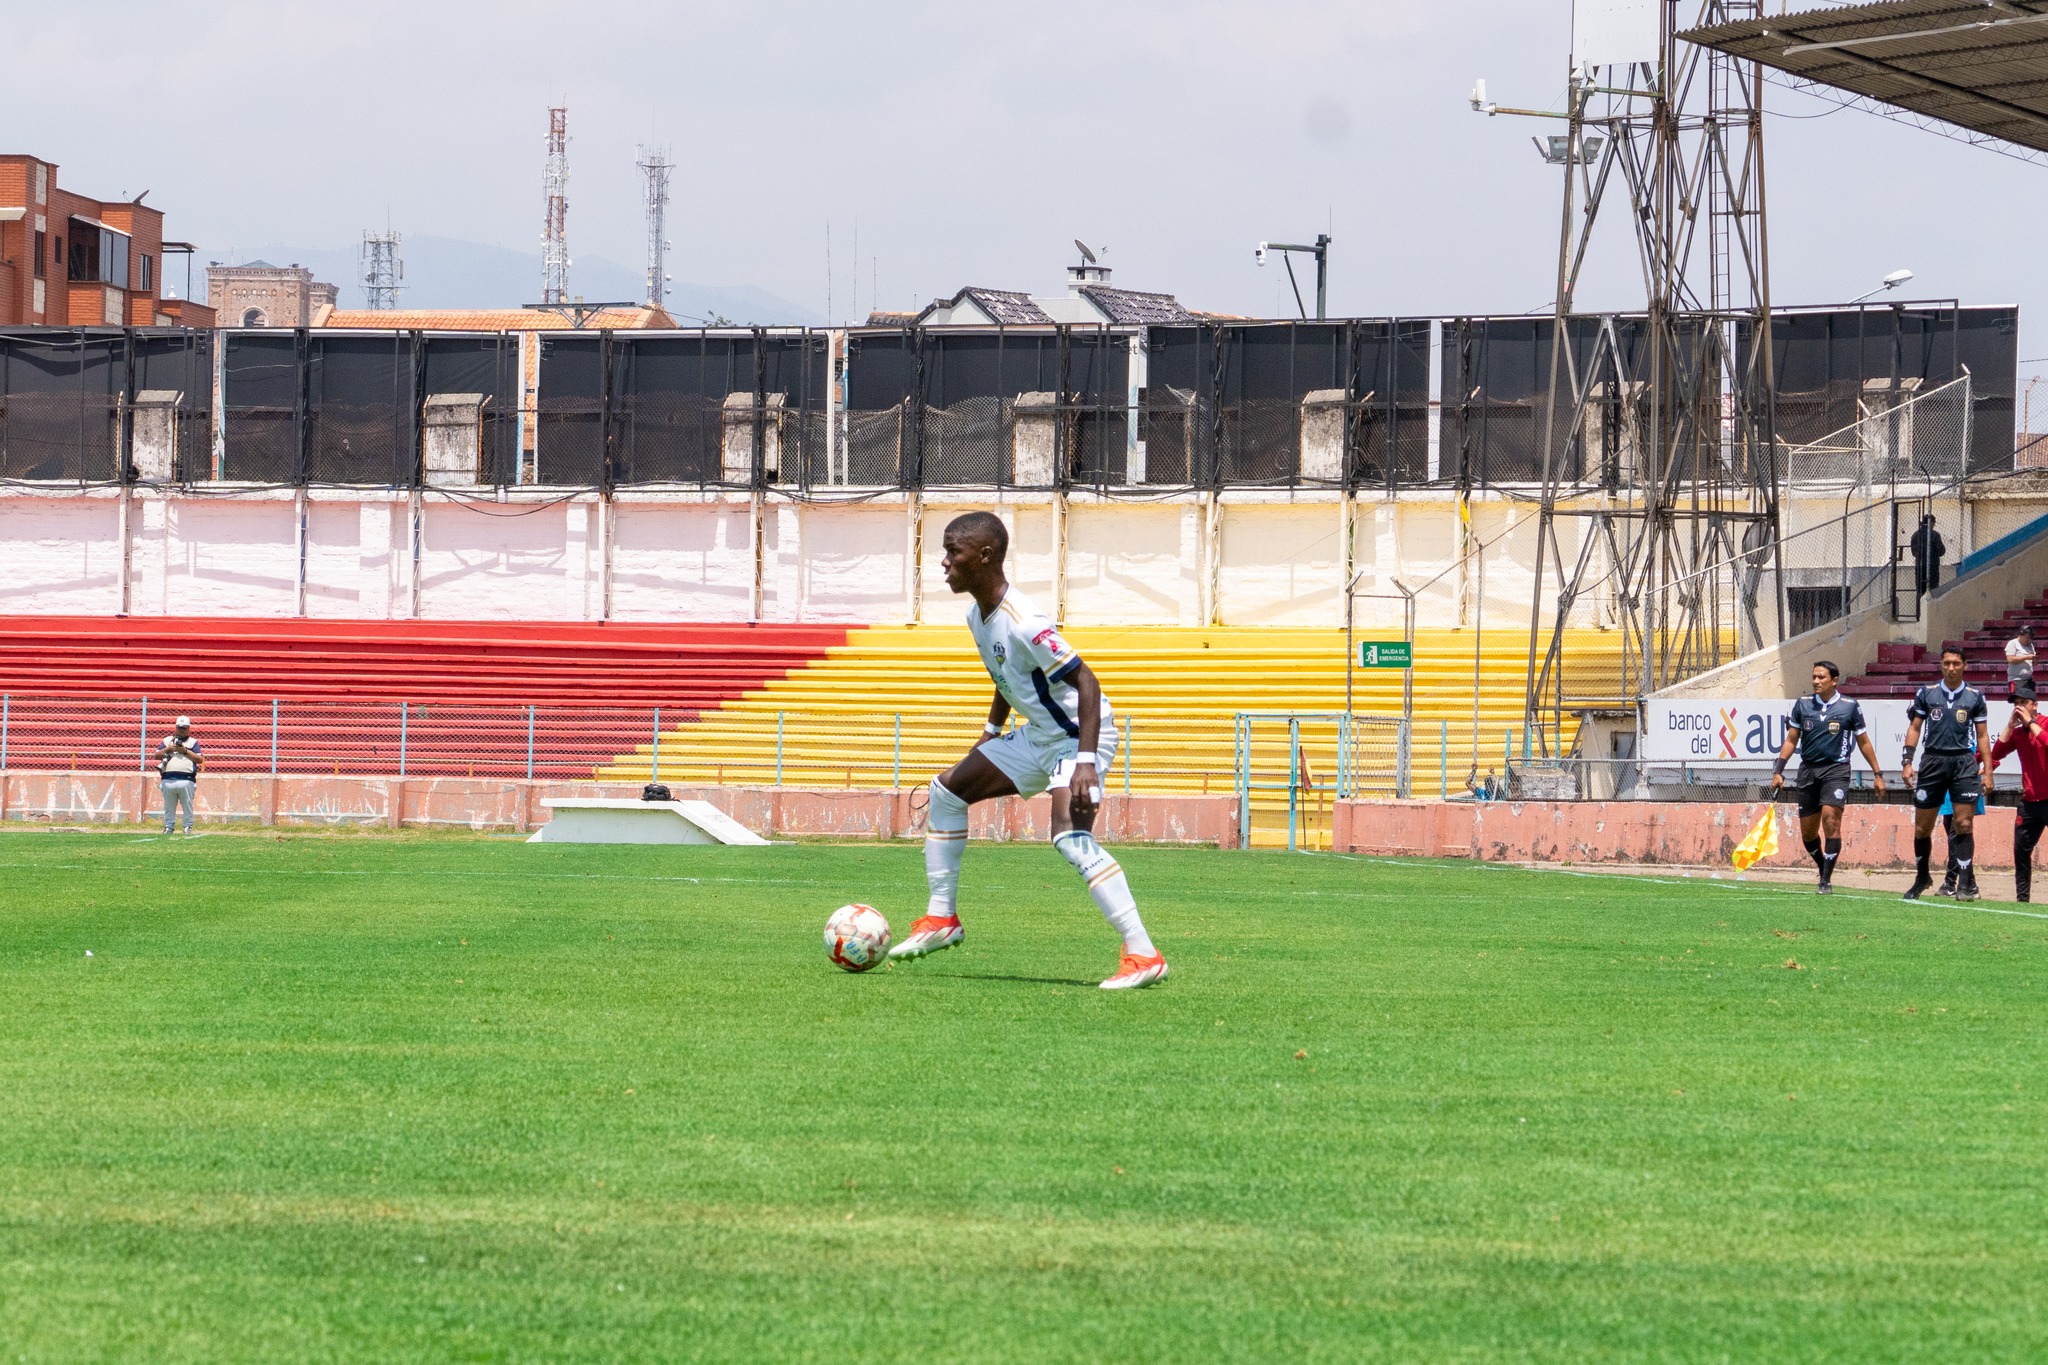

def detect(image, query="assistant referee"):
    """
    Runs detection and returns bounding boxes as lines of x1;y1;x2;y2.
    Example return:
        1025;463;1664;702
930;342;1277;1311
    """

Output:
1771;660;1886;893
1902;647;1992;902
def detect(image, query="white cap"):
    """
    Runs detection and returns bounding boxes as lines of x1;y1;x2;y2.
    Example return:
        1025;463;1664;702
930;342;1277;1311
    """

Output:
175;715;191;727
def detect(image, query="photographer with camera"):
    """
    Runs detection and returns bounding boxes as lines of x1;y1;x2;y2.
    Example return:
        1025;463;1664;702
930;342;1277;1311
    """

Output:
155;715;204;835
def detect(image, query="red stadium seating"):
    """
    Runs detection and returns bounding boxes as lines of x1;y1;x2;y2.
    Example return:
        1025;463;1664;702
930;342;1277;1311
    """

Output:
0;618;851;778
1846;596;2048;699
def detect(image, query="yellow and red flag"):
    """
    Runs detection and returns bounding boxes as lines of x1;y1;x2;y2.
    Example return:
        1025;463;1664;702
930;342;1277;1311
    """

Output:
1731;805;1780;871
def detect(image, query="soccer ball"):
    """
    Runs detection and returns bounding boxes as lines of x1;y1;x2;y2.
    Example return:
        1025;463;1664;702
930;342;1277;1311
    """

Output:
823;903;892;973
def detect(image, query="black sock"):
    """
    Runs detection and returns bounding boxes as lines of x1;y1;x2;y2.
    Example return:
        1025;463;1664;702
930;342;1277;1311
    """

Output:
1954;832;1976;883
1914;836;1932;879
1822;838;1841;882
1804;837;1825;872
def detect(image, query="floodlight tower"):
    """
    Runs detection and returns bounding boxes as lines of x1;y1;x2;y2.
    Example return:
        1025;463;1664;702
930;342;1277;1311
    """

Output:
1474;1;1779;747
542;106;571;305
360;229;404;310
637;144;673;309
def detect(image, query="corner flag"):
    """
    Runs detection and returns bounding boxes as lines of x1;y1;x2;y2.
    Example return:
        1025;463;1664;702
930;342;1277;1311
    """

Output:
1731;805;1780;871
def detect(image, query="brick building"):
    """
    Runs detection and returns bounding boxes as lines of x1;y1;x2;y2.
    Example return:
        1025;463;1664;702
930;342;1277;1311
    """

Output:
208;261;340;328
0;154;214;328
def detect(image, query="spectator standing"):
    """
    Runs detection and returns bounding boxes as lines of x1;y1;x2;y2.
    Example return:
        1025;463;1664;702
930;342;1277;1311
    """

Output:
1909;514;1946;596
2006;625;2035;698
1995;684;2048;902
155;715;203;835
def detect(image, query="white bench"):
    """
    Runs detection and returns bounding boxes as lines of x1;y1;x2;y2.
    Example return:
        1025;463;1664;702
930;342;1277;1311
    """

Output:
526;798;769;846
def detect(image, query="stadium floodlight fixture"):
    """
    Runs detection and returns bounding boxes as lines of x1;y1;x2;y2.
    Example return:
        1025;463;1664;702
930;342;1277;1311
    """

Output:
1533;133;1606;165
1848;269;1915;304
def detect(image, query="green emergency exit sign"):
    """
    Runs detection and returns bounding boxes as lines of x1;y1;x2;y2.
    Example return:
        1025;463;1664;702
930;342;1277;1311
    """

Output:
1359;641;1412;668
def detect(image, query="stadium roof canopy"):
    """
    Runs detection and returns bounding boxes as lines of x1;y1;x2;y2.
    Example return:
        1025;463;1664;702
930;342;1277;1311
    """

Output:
1682;0;2048;156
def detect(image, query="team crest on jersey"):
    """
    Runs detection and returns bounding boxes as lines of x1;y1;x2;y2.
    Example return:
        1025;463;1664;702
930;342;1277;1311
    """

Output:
993;642;1007;665
1827;721;1840;732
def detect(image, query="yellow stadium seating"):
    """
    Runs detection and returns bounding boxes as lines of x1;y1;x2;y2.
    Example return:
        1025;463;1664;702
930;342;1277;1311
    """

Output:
597;624;1636;847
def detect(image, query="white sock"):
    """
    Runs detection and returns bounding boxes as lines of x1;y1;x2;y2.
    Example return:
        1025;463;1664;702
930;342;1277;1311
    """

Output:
1054;830;1156;956
924;777;969;919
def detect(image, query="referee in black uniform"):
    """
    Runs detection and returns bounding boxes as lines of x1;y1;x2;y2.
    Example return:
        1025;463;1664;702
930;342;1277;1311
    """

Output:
1771;661;1887;893
1902;647;1993;901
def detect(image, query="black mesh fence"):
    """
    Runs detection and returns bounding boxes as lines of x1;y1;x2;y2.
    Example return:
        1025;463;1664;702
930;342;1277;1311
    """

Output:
0;315;2014;491
0;330;125;481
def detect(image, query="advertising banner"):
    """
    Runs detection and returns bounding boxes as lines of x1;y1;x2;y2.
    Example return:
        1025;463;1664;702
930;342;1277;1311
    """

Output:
1643;696;2021;776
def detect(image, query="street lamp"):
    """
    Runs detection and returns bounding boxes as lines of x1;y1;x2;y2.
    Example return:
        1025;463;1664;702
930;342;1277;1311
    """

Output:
1255;234;1330;320
1848;268;1914;304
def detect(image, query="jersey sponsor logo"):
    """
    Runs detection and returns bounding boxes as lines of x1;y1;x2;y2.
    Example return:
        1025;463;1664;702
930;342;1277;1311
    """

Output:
1031;625;1069;654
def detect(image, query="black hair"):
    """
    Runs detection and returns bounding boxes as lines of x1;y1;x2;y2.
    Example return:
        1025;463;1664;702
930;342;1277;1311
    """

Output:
946;510;1008;561
1941;647;1967;662
1813;660;1840;679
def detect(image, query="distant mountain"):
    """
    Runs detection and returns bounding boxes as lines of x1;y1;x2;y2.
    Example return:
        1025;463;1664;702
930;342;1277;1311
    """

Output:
190;235;821;326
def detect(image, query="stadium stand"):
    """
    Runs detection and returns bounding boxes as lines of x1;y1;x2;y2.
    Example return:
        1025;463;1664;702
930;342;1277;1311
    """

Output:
1849;596;2048;699
594;624;1635;844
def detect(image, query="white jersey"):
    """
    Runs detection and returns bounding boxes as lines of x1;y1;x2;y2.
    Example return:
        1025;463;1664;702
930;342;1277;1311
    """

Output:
966;588;1112;741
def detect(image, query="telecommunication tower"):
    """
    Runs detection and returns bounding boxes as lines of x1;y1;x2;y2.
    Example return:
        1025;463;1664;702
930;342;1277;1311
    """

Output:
1477;1;1778;746
359;230;404;310
637;145;673;308
542;106;571;305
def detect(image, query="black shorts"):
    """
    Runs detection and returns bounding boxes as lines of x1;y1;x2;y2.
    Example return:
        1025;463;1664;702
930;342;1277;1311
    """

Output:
1912;752;1983;811
1795;763;1851;816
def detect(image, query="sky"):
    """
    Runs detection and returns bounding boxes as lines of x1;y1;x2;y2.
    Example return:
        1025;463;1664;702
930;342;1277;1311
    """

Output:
4;0;2043;397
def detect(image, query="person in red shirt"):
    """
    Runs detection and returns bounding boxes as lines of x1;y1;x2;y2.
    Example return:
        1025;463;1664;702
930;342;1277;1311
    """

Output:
1992;682;2048;902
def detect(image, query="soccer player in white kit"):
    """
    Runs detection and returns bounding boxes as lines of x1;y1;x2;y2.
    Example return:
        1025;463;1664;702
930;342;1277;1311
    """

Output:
889;511;1169;989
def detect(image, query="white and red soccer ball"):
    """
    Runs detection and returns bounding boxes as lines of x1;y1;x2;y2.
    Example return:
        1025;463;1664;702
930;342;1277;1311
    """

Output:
823;903;892;972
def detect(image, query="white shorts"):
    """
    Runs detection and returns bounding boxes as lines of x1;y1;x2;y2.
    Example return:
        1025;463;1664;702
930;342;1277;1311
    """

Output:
975;722;1118;799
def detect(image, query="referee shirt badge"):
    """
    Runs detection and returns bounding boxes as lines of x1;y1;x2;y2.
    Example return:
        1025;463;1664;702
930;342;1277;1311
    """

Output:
1827;721;1840;732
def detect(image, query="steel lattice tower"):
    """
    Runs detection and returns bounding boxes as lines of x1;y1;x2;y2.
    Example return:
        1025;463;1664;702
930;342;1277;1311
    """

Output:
637;145;673;309
542;107;570;305
359;230;404;310
1518;0;1778;748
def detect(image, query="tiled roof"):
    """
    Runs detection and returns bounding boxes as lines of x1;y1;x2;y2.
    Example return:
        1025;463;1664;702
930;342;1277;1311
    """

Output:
920;287;1054;326
865;309;921;327
1077;285;1192;325
319;306;675;331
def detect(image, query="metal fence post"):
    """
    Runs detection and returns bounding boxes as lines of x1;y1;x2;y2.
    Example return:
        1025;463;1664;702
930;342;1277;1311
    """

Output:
139;696;149;772
651;707;660;782
527;705;535;781
271;699;279;777
892;713;902;789
776;711;785;786
1122;717;1132;796
1287;717;1301;853
1395;717;1412;800
399;701;408;778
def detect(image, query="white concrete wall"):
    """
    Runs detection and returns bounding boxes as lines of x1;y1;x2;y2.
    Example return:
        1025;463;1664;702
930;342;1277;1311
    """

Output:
10;483;2038;632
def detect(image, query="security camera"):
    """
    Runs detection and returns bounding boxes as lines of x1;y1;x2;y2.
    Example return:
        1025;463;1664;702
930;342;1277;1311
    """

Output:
1469;78;1494;114
1255;242;1269;266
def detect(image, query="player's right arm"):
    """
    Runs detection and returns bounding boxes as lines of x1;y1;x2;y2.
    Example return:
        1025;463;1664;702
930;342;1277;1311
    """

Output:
1901;714;1923;787
1771;712;1798;791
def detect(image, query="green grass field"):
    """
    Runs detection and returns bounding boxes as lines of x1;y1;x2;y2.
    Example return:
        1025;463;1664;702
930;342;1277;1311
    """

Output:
1;830;2044;1362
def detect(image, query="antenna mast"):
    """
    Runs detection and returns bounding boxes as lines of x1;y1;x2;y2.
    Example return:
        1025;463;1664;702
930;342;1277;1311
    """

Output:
360;229;403;310
1506;1;1777;748
637;144;673;309
542;106;571;305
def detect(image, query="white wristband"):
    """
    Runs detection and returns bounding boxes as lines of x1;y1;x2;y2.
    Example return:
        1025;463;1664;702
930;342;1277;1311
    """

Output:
983;721;1001;737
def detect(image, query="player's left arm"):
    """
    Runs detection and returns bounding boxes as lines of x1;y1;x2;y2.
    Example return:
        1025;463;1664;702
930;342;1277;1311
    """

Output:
1068;661;1105;821
1977;718;1995;783
1854;730;1887;794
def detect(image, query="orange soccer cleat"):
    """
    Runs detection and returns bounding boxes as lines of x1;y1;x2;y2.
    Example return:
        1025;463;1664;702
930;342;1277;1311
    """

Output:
1099;951;1170;991
888;914;964;960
